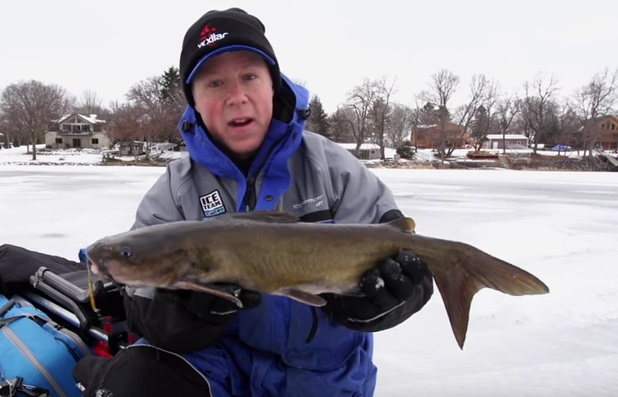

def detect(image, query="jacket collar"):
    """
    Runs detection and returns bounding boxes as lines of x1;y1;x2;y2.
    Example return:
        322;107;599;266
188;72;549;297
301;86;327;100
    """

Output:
178;74;309;211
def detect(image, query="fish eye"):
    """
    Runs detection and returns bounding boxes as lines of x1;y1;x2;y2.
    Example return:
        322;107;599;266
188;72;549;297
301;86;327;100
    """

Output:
119;246;133;259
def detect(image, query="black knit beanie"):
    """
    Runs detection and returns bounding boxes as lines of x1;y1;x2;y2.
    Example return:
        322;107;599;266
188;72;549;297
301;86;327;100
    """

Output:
179;8;281;108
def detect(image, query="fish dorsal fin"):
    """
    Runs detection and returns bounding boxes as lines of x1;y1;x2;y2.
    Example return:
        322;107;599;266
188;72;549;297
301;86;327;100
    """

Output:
227;211;300;224
386;217;416;233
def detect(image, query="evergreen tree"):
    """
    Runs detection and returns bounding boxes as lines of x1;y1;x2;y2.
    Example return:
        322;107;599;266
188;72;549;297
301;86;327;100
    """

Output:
470;105;490;142
306;95;330;138
159;66;182;105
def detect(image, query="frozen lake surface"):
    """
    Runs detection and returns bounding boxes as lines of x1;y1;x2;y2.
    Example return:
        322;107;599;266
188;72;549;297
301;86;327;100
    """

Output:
1;165;617;396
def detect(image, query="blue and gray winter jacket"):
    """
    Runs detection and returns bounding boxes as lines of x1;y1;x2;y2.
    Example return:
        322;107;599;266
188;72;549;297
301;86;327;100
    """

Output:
124;76;418;396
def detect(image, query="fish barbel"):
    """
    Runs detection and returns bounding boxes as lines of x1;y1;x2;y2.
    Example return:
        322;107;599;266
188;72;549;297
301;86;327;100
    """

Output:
87;211;549;348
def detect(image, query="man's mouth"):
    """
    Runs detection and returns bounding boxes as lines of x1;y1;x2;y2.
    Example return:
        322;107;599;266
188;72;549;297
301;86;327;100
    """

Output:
229;118;253;127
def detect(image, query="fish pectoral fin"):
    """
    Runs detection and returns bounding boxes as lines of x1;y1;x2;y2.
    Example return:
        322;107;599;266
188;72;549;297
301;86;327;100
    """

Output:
226;211;300;224
279;289;327;307
174;281;244;308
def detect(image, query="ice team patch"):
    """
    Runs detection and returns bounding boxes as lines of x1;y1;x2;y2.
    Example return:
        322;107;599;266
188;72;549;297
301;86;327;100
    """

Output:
200;190;226;217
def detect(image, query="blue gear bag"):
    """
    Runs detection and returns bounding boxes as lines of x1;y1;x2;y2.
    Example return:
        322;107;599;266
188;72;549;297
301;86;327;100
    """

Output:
0;294;92;397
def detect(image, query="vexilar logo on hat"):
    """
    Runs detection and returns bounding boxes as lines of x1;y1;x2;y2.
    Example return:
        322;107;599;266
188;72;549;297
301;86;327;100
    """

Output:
198;24;228;48
179;8;281;107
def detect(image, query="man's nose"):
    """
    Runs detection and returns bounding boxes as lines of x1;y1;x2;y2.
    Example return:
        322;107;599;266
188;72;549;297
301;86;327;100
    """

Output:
225;81;248;105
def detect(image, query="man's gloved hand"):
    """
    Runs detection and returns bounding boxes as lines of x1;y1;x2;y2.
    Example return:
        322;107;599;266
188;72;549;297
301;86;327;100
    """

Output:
127;285;261;353
322;250;433;332
158;284;262;318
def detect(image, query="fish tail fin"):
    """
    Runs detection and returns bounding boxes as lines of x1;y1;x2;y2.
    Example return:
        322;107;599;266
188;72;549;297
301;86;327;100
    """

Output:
431;241;549;349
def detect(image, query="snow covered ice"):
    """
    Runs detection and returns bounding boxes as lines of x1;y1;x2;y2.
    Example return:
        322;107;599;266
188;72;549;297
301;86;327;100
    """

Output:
1;158;617;396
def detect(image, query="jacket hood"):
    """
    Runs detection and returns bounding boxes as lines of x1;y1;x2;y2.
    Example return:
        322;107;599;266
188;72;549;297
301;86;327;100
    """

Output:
178;74;310;211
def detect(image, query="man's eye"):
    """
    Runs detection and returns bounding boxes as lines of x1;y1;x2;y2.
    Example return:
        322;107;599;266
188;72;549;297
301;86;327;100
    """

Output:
208;80;223;88
244;74;257;81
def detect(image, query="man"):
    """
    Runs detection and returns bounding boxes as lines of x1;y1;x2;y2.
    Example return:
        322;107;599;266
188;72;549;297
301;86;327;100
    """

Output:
75;8;433;397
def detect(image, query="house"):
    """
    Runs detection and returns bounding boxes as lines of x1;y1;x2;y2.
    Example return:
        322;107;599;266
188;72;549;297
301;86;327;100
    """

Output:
337;143;381;160
411;123;468;149
483;134;529;150
45;113;110;149
118;141;146;156
592;115;618;151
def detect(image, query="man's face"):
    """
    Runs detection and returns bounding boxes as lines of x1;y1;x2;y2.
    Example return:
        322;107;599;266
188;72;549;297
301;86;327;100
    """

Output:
191;51;274;159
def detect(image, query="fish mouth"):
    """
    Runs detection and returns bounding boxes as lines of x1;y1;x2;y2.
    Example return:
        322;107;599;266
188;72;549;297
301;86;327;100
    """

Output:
88;259;104;276
87;256;118;283
88;258;135;286
86;245;104;276
87;241;135;276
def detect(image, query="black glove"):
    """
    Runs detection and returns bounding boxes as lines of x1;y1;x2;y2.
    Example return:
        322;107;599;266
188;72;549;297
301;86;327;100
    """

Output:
323;250;433;332
159;284;262;317
125;285;261;353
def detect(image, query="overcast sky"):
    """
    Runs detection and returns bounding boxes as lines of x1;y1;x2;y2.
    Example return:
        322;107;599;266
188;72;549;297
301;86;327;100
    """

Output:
1;0;616;113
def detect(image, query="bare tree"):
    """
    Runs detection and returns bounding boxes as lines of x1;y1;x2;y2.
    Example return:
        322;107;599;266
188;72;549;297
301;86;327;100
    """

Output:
77;90;105;115
407;99;427;149
495;96;521;154
0;112;10;148
328;107;356;143
0;110;25;148
450;74;495;155
127;77;179;144
344;78;380;156
572;68;618;156
419;72;496;161
107;101;144;144
385;103;415;149
0;80;74;160
418;69;467;162
371;77;397;159
421;69;460;112
521;74;560;154
557;103;581;154
469;79;500;151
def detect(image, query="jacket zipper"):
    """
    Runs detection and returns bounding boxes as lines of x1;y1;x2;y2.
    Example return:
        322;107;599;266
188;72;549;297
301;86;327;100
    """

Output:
1;325;69;397
245;177;257;211
243;125;294;212
239;126;320;340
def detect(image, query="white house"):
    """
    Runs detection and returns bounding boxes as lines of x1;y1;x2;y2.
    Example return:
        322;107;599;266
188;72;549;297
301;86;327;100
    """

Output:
337;143;381;160
45;113;110;149
483;134;529;150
